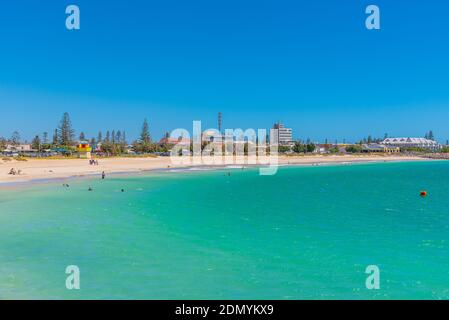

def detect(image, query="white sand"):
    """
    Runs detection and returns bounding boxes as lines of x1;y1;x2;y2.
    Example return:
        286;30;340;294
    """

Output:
0;154;428;185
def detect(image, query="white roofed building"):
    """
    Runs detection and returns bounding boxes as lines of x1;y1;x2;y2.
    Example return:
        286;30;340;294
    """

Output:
382;137;440;150
4;144;33;152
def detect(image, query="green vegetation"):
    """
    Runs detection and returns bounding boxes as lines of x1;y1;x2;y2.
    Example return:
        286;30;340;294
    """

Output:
278;146;292;154
58;112;75;146
345;145;362;153
10;131;20;145
292;142;316;153
0;137;6;150
31;135;41;150
132;119;155;153
329;146;340;154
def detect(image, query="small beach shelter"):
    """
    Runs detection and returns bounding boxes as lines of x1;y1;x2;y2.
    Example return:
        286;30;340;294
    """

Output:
76;141;92;159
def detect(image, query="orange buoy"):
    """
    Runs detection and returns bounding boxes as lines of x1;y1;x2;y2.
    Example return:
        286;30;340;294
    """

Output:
420;191;427;197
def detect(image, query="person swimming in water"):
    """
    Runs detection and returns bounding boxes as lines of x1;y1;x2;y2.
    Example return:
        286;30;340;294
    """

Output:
88;187;93;191
101;171;106;180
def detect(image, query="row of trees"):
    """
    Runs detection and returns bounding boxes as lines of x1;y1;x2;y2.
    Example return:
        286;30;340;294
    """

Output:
1;112;163;156
292;142;316;153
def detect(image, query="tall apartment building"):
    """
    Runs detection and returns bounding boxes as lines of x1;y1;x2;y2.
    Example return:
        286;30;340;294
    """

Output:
273;123;293;146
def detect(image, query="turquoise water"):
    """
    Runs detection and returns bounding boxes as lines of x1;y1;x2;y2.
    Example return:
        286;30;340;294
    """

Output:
1;161;449;299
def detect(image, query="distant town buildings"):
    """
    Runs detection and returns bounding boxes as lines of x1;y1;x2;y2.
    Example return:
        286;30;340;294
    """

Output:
159;135;191;146
382;137;440;150
0;144;58;157
202;129;224;143
4;144;32;152
273;123;293;146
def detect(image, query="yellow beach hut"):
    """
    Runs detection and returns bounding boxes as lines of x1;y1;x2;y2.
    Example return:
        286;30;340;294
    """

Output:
76;141;92;159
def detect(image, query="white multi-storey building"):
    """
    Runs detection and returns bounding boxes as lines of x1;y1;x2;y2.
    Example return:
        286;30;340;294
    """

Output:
273;123;293;146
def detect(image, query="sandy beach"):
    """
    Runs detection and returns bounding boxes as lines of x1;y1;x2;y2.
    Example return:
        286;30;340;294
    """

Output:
0;154;431;185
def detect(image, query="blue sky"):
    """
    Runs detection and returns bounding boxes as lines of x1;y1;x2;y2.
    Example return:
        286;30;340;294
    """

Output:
1;0;449;143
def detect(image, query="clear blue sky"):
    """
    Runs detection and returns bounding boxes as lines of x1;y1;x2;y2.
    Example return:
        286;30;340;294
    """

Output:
1;0;449;143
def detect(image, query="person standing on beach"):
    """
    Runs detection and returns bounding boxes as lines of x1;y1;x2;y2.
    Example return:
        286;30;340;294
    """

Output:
101;171;106;180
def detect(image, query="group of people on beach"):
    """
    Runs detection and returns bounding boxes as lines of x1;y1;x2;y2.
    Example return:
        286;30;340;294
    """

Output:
89;159;99;166
8;168;22;175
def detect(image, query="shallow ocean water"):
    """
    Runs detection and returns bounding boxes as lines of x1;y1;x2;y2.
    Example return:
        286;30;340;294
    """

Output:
1;161;449;299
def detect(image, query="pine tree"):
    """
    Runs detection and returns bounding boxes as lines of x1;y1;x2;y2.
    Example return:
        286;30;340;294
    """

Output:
58;112;75;146
140;119;151;144
31;135;41;150
52;129;58;145
0;137;6;150
79;132;86;141
105;131;110;142
428;130;434;141
111;130;116;144
11;131;20;145
116;130;122;143
42;132;48;144
122;131;127;144
97;131;103;143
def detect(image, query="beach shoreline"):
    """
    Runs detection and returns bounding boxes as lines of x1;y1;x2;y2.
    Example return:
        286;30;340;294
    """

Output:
0;154;436;188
